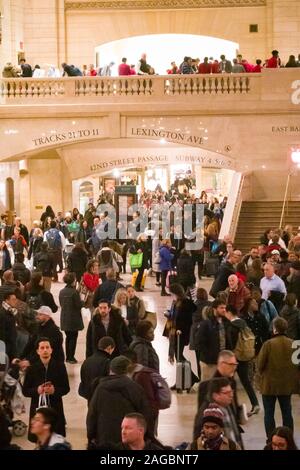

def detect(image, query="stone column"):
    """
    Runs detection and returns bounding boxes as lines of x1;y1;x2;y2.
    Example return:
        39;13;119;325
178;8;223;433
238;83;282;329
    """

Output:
19;159;31;227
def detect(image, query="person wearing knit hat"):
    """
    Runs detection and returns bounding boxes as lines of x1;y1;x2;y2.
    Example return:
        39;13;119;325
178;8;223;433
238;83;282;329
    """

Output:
110;355;131;375
190;403;240;451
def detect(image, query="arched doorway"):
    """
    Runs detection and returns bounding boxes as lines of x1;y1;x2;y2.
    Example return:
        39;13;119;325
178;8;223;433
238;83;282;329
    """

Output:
5;177;14;211
95;34;239;74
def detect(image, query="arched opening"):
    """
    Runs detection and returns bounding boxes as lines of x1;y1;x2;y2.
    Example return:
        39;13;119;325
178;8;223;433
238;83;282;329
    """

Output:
95;34;239;74
5;177;14;211
79;181;94;215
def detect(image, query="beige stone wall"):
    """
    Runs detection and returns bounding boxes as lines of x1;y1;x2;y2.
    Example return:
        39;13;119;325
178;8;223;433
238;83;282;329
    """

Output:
22;0;65;67
271;0;300;61
65;7;268;67
0;0;24;66
2;1;299;69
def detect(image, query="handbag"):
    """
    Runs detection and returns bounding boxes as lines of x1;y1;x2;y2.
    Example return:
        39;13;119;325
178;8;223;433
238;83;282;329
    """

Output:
78;280;90;304
129;252;143;269
37;392;49;410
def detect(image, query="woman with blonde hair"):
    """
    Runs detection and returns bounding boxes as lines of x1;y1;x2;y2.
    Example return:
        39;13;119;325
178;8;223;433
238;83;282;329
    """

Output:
28;227;44;266
113;288;139;335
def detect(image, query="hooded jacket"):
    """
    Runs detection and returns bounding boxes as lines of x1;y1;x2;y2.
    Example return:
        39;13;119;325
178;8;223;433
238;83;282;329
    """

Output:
87;374;150;446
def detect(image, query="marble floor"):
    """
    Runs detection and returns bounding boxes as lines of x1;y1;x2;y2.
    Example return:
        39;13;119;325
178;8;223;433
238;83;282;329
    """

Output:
12;272;300;450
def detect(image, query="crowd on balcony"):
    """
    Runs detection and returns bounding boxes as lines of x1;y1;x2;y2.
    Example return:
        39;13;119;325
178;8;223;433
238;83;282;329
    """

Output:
2;50;300;79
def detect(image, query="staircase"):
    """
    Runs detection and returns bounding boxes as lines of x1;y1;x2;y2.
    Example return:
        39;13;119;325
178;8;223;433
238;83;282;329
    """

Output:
234;201;300;253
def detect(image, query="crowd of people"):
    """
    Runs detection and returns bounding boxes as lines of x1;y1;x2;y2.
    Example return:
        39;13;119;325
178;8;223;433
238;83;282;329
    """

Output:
2;50;300;79
0;187;300;451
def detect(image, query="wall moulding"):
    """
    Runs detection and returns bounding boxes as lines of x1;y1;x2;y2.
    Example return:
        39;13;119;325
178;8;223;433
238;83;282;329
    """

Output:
65;0;266;11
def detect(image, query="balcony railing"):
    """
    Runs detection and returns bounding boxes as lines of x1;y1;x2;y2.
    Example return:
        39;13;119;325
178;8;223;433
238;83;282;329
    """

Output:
0;73;256;103
0;69;298;107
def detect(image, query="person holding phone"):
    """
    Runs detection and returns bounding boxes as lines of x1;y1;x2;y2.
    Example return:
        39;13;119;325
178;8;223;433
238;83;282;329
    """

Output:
23;338;70;442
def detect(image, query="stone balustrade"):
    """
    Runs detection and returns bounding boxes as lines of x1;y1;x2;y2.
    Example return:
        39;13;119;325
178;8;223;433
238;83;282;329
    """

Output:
0;73;255;102
0;70;298;111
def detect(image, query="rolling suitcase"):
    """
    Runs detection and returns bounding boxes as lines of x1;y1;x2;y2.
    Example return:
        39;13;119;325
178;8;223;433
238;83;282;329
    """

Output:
205;256;219;277
175;335;192;393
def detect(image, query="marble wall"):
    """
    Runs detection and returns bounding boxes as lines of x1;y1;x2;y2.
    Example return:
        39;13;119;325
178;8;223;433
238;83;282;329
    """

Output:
2;1;300;69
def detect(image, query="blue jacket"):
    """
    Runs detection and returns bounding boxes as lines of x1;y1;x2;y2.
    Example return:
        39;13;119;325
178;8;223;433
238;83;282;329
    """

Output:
159;246;174;271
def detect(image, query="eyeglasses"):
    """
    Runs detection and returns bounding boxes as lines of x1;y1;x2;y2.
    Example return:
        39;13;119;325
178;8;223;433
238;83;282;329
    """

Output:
222;361;239;367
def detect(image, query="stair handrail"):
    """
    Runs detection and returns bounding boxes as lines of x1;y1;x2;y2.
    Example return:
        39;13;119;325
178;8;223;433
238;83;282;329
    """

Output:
279;172;291;229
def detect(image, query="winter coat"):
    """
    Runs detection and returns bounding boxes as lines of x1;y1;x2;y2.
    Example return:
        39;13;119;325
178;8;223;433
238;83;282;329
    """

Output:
0;248;12;272
189;300;211;350
23;358;70;441
152;238;161;273
129;337;160;371
0;306;17;360
36;433;71;450
28;237;43;261
225;281;251;317
195;316;231;364
287;273;300;305
226;317;247;352
279;305;300;340
59;285;84;332
257;334;300;395
22;318;64;363
190;435;240;450
159;245;174;271
86;308;132;358
244;311;270;355
209;261;236;298
93;280;124;306
175;298;196;345
26;288;58;314
2;63;19;78
12;262;31;285
79;349;111;400
177;254;196;289
34;251;54;277
67;249;88;278
87;374;150;446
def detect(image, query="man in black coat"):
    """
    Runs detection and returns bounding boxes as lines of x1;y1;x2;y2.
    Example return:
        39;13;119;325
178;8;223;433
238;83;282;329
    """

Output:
287;261;300;305
86;300;132;358
93;269;124;306
209;253;238;298
23;338;70;442
12;252;31;286
87;356;151;448
22;306;64;364
0;291;18;361
79;336;115;401
195;300;231;381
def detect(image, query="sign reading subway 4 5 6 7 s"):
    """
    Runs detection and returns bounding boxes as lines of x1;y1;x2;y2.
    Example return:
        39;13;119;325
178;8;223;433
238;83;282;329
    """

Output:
291;80;300;105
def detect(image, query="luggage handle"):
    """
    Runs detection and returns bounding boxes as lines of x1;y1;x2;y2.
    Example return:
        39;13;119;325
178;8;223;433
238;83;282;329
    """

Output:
176;330;181;362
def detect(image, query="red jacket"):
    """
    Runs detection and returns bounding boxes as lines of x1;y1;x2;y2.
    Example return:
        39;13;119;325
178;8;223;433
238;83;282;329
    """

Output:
198;62;211;74
118;63;131;76
266;56;278;68
225;280;251;316
83;272;100;291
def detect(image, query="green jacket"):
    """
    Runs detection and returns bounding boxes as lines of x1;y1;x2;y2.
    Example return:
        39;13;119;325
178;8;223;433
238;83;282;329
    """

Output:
257;334;300;395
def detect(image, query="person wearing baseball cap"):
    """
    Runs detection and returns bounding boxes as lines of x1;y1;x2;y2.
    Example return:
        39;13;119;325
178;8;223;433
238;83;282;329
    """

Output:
190;403;240;450
22;306;64;364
